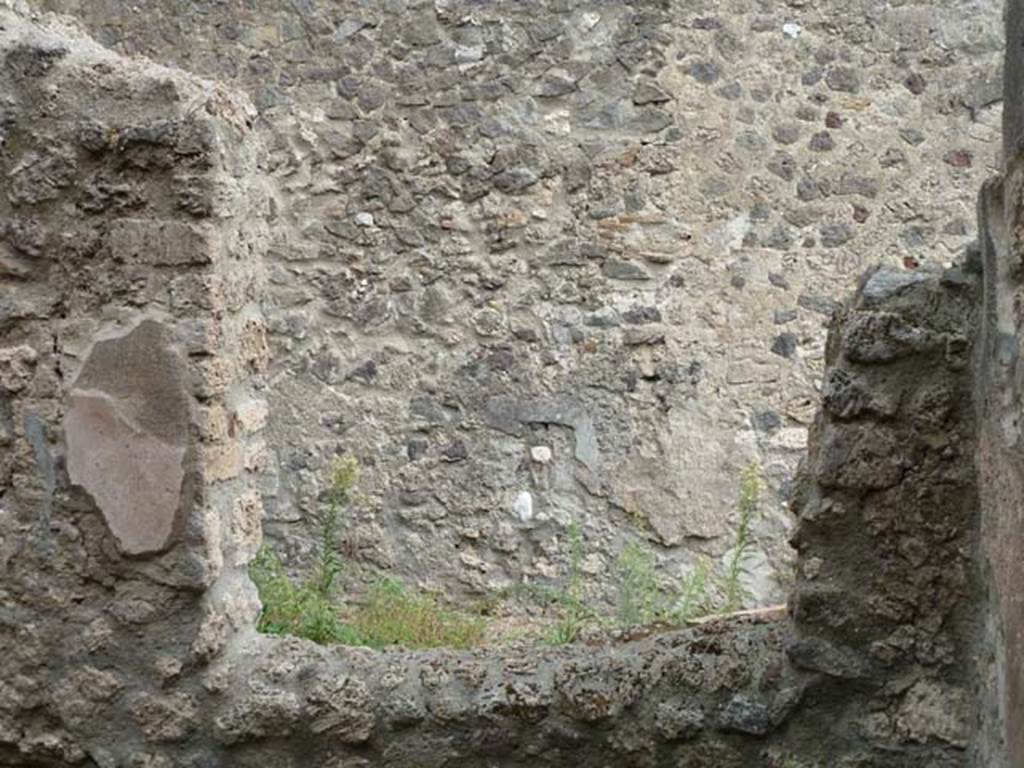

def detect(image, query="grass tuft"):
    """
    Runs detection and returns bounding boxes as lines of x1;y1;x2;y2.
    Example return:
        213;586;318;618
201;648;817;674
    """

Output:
545;519;594;645
251;459;770;649
351;578;486;650
250;545;361;644
616;539;658;627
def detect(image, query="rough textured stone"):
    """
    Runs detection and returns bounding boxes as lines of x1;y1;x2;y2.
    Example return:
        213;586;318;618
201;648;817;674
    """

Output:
789;263;985;765
131;693;199;743
0;345;37;392
0;10;270;765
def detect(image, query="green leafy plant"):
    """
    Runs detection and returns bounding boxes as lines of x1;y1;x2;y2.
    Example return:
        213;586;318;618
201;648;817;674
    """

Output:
311;455;359;596
250;454;488;649
545;520;595;645
720;463;763;613
249;545;360;644
668;557;714;623
249;454;363;644
513;465;768;642
616;539;658;627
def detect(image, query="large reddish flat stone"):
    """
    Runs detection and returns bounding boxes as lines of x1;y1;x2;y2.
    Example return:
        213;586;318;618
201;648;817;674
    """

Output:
64;321;191;556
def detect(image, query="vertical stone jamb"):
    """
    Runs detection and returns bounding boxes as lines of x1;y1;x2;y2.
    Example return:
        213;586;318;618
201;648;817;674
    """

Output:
0;10;270;764
787;266;982;765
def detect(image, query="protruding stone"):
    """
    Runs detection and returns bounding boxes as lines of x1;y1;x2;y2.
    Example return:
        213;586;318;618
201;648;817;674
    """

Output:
201;442;243;483
106;219;217;266
0;344;37;392
842;311;937;363
861;269;929;303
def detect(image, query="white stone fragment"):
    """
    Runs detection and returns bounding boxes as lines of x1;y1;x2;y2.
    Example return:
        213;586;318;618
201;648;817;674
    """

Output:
513;491;533;522
707;213;750;253
783;23;802;38
355;212;375;227
580;12;601;31
530;446;553;464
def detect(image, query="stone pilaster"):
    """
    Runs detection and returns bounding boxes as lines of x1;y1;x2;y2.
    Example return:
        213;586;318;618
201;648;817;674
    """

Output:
788;265;983;766
0;9;270;764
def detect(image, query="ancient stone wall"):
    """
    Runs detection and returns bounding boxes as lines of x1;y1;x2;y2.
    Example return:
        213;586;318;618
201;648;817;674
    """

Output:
193;262;984;768
23;0;1005;606
0;6;1018;767
0;9;272;765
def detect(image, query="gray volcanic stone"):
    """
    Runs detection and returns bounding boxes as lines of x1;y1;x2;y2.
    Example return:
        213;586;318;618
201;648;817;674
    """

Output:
861;269;929;303
825;66;860;92
809;131;835;152
820;222;852;247
0;4;1020;766
602;259;650;280
842;311;938;363
771;333;798;358
718;695;771;735
655;702;704;741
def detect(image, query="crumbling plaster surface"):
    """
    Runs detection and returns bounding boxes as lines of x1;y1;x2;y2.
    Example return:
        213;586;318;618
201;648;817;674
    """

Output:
24;0;1007;607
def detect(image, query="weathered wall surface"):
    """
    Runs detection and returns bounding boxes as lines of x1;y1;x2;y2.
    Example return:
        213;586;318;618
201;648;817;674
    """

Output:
788;265;984;766
0;9;272;765
195;264;985;768
25;0;1005;606
0;7;1016;767
972;2;1024;761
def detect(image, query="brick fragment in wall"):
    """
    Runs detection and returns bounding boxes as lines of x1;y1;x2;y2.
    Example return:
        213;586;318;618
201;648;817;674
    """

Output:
197;404;230;442
201;441;244;483
243;439;269;473
240;316;269;372
191;356;235;399
233;398;268;434
229;490;263;565
105;218;218;266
